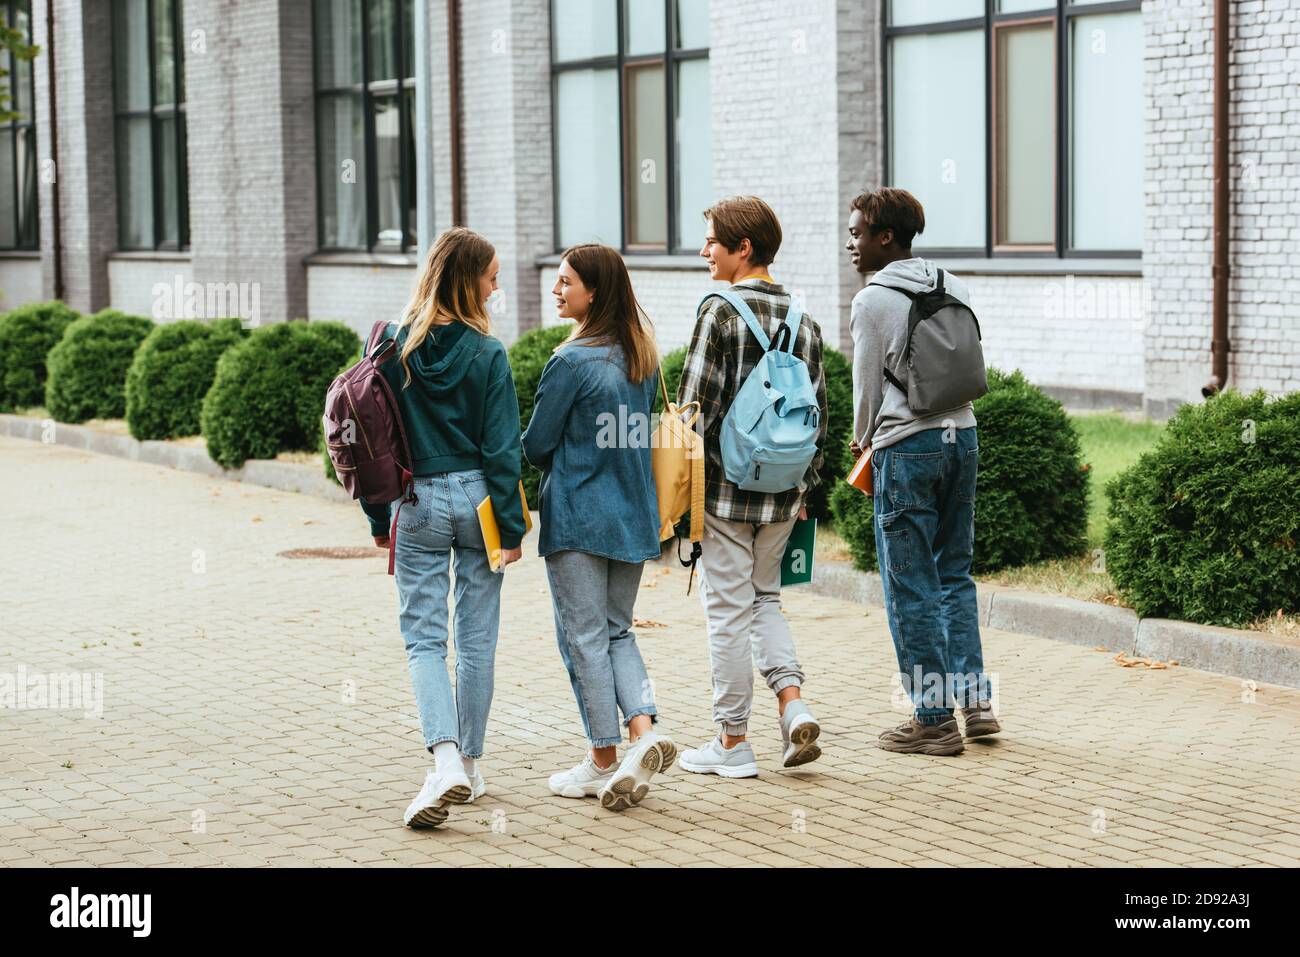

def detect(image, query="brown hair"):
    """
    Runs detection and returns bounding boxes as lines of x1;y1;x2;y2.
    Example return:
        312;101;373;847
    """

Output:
702;195;783;268
397;227;496;388
850;187;926;248
559;243;659;384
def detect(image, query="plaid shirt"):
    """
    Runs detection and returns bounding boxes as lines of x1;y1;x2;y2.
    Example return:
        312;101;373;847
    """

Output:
677;278;827;525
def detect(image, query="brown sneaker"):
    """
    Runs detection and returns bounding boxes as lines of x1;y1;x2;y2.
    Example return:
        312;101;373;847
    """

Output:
876;717;965;756
961;702;1002;739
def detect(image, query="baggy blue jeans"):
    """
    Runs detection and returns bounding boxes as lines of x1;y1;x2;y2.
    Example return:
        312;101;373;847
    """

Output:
392;469;503;758
872;427;990;725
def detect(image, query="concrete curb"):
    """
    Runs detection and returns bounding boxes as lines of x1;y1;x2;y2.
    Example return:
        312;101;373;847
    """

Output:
1;413;352;504
8;414;1297;690
1135;617;1300;690
656;530;1299;690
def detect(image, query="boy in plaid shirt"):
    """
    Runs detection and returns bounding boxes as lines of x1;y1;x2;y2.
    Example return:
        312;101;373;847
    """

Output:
675;196;828;778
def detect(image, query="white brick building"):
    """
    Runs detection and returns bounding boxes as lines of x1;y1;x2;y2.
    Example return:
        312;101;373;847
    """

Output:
1;0;1294;416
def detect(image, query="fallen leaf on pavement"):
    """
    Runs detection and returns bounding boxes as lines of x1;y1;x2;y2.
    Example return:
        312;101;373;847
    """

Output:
633;618;667;628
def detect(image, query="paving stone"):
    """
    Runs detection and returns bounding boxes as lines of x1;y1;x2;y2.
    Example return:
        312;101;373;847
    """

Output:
3;435;1298;867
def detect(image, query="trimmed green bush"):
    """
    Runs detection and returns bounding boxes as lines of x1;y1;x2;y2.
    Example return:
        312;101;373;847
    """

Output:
830;368;1090;575
124;319;247;440
306;320;365;359
201;321;361;469
805;346;853;521
508;323;573;504
1104;390;1300;627
45;310;154;423
0;301;80;412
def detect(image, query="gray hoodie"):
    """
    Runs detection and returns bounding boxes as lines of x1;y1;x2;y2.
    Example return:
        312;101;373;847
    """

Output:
850;257;978;451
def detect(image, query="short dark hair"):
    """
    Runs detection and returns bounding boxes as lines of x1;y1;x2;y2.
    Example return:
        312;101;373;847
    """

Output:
703;196;783;267
850;187;926;248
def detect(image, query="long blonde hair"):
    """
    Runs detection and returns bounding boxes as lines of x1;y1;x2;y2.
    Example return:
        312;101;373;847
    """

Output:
560;243;659;384
396;227;496;387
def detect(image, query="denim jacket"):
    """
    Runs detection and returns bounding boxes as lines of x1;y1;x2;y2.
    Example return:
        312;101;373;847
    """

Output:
522;338;661;563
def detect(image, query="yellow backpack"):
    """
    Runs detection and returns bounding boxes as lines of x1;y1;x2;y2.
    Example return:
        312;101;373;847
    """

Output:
651;368;706;591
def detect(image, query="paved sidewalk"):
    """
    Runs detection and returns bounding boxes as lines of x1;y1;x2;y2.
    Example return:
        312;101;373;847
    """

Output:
3;434;1299;868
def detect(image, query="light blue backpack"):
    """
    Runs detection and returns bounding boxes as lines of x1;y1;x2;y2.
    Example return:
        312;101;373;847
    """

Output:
704;290;820;494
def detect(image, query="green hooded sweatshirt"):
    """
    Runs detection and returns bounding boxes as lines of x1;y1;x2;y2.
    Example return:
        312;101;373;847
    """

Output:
359;320;526;548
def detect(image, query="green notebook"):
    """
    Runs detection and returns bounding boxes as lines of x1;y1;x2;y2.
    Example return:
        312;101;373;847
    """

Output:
781;518;816;587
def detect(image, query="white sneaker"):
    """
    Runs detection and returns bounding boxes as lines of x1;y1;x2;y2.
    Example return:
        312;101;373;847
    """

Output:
403;766;473;828
467;768;486;802
600;733;677;812
548;755;616;799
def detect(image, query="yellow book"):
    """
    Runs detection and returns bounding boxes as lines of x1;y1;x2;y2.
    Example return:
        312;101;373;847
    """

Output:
477;481;534;572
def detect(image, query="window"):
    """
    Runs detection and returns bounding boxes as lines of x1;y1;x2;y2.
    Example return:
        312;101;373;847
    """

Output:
0;0;37;250
112;0;189;251
551;0;711;253
885;0;1143;256
313;0;417;252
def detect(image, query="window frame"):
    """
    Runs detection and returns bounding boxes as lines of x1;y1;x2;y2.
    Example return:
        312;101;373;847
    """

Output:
311;0;418;254
0;0;37;251
881;0;1143;260
111;0;189;252
549;0;709;256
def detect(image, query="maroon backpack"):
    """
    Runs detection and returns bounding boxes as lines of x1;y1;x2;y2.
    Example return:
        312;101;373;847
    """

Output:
322;319;417;575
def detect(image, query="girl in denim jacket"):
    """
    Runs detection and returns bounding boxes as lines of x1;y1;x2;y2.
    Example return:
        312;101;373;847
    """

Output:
523;244;677;811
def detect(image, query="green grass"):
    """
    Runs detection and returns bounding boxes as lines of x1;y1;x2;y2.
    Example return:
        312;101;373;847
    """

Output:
1073;412;1166;547
979;412;1164;606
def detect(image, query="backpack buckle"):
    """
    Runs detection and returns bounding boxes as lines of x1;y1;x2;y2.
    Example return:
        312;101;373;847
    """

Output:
677;539;702;594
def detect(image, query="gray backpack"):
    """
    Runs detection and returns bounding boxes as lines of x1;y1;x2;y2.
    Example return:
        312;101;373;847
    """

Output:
874;268;988;414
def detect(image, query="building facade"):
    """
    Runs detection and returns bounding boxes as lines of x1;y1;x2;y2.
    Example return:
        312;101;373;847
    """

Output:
1;0;1296;417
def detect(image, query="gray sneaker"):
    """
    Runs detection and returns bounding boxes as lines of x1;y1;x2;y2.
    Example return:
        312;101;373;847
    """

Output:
677;735;759;778
779;700;822;768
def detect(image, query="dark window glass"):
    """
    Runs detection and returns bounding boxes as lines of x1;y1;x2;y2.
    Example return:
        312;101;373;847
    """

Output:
313;0;418;251
112;0;188;250
884;0;1143;256
0;0;38;250
551;0;710;254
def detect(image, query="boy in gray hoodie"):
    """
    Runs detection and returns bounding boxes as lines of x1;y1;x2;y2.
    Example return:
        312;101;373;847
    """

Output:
845;187;1000;756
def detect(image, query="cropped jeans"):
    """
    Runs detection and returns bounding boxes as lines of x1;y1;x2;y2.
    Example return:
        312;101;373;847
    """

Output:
392;469;503;758
872;427;990;725
545;550;657;748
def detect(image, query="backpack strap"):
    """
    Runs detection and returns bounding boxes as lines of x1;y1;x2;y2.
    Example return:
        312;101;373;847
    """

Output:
882;366;908;394
367;320;399;362
775;298;803;354
701;290;771;352
682;446;705;595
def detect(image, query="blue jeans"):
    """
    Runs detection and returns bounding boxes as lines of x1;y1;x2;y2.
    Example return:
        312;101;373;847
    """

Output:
392;470;503;757
544;550;658;748
872;427;989;725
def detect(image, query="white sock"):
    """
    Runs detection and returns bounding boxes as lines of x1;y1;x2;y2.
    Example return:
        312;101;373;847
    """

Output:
461;755;477;777
432;742;461;776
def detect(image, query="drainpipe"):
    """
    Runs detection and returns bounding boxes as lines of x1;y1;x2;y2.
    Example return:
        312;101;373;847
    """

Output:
413;0;433;256
1203;0;1230;398
45;0;63;300
447;0;464;226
